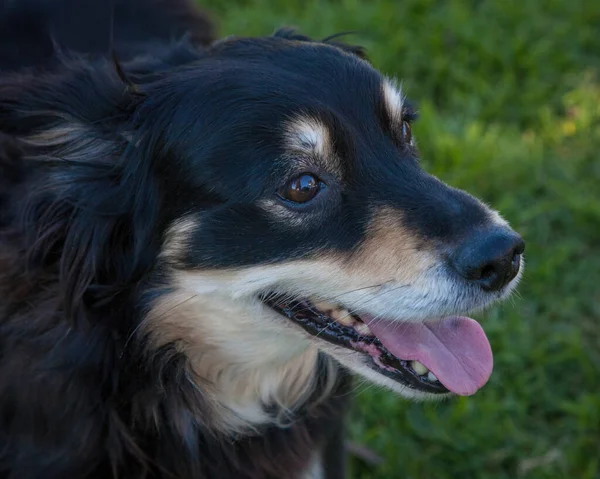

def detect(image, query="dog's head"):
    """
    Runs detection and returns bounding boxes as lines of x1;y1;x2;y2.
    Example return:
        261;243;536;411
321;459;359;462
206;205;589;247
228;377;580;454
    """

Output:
0;30;523;430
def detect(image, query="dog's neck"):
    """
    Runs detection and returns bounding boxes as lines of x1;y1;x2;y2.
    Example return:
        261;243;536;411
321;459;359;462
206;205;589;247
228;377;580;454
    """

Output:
143;288;338;433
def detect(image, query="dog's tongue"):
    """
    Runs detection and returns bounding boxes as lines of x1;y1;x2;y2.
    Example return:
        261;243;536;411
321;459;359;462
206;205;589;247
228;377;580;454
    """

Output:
363;316;493;396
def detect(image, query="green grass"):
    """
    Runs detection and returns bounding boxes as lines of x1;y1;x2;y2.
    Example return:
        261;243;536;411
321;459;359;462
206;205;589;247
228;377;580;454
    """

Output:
200;1;600;477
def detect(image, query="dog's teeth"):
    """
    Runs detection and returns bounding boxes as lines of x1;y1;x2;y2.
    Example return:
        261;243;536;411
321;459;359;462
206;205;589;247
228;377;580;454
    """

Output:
331;308;353;326
313;301;337;312
411;360;429;376
427;372;438;382
354;322;373;336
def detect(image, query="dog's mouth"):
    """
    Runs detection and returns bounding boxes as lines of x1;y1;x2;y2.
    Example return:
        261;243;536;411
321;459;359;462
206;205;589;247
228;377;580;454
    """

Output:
262;295;493;396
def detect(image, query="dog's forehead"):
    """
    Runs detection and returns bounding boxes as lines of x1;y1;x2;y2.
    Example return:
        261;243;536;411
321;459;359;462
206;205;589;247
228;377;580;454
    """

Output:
279;79;406;173
165;41;411;189
283;77;404;138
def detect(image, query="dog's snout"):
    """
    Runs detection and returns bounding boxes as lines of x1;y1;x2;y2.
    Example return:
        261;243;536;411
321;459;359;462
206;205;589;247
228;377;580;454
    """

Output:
450;228;525;291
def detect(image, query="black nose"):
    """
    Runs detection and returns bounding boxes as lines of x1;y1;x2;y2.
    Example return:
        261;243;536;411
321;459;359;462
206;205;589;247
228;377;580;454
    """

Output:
450;227;525;291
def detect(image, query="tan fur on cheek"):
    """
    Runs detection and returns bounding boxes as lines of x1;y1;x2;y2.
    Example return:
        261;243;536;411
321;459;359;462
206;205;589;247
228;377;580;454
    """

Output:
142;276;337;433
343;206;436;285
160;216;199;265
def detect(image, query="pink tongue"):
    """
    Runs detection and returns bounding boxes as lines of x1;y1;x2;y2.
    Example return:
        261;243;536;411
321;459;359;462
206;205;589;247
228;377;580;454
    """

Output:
364;316;493;396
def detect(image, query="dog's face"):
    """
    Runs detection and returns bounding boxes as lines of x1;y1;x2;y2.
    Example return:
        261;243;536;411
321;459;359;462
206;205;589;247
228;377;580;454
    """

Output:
1;32;524;431
142;35;523;406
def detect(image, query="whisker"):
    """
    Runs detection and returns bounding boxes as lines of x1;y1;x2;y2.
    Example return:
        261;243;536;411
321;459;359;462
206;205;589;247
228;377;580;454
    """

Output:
312;283;412;339
333;283;411;323
327;283;388;301
268;283;389;316
314;321;335;339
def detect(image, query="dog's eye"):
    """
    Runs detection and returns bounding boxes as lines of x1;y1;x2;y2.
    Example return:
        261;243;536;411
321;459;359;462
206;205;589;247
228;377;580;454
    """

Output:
402;120;412;144
278;173;322;203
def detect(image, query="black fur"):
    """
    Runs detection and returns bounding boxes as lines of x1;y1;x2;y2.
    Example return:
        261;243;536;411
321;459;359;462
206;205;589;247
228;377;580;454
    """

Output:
0;0;214;71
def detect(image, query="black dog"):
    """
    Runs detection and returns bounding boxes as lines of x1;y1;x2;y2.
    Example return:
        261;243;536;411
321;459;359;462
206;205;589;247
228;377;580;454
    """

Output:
0;1;524;477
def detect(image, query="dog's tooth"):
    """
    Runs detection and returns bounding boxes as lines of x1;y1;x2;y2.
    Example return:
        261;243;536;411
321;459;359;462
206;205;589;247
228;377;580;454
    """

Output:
411;361;429;376
330;308;353;326
313;301;337;313
427;372;438;382
354;322;373;337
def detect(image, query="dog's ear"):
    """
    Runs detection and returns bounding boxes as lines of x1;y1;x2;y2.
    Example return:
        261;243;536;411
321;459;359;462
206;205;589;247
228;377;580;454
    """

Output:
272;27;368;61
0;62;159;327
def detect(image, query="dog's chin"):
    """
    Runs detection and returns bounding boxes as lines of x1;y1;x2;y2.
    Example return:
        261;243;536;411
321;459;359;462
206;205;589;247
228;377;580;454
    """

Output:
321;346;450;401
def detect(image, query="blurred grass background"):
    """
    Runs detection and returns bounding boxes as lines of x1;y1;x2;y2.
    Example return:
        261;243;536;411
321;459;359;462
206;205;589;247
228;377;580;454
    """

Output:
200;1;600;477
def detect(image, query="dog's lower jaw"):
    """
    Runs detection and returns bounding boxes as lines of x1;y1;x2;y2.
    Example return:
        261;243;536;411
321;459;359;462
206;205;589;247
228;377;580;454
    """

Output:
320;345;452;401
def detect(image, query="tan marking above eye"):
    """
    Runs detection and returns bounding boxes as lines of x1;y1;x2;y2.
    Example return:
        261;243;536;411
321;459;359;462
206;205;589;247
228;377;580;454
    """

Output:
285;117;331;156
382;78;416;145
382;78;405;125
283;115;342;177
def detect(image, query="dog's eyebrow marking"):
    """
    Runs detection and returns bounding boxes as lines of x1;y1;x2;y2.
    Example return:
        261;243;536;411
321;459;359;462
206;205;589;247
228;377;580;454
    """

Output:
285;116;333;159
382;78;405;126
284;115;343;176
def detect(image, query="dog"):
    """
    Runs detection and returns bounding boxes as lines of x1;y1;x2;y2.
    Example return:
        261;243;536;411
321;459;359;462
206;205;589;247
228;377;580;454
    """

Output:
0;0;525;477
